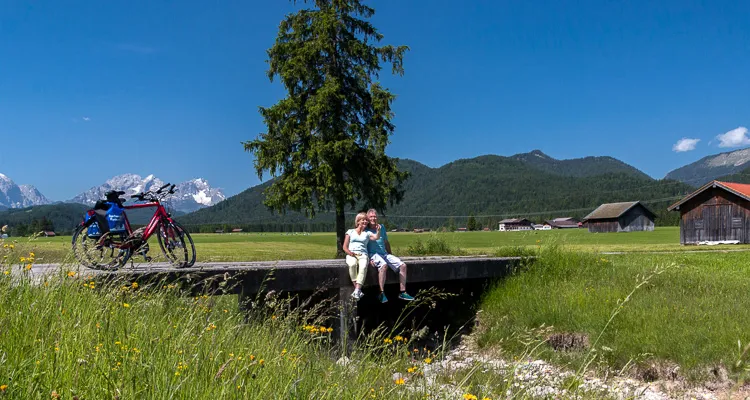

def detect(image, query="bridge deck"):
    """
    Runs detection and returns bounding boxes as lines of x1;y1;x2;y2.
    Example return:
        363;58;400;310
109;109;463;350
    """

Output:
36;256;523;294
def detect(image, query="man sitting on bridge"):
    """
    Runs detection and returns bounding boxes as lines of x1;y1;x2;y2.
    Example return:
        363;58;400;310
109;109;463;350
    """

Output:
366;209;415;303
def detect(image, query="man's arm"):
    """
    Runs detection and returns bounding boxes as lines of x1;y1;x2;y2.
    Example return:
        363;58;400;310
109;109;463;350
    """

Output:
385;239;392;255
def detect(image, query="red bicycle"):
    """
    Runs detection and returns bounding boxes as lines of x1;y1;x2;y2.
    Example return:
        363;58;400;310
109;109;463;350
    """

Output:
72;183;196;270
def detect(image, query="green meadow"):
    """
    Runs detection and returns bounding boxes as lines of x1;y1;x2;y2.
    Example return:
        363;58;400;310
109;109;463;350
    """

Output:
11;226;750;264
4;227;750;398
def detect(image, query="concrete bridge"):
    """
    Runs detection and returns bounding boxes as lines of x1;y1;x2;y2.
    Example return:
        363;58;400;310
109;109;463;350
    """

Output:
38;256;524;345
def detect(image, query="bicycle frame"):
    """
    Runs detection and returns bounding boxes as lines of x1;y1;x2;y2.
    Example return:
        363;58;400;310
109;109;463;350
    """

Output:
122;202;173;242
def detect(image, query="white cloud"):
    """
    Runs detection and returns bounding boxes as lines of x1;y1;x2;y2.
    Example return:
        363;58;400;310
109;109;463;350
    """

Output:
716;126;750;148
82;117;90;122
672;138;700;152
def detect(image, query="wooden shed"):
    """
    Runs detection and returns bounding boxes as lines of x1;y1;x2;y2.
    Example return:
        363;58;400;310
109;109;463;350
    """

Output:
667;180;750;244
582;201;655;233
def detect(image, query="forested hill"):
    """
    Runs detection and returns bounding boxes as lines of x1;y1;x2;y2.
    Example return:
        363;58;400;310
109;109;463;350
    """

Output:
180;153;694;231
0;203;88;236
510;150;651;179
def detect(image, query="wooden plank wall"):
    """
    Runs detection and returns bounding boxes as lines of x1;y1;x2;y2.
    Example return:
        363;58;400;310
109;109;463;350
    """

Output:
678;188;750;244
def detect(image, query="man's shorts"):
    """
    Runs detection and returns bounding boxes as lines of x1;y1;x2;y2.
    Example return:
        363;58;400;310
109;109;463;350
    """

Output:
370;253;404;272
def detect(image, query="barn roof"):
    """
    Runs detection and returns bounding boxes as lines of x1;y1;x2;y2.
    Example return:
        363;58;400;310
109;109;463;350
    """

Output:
499;218;531;224
583;201;655;221
667;180;750;211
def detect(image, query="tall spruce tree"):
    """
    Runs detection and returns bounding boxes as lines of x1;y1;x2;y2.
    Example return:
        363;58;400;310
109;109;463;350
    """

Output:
244;0;408;255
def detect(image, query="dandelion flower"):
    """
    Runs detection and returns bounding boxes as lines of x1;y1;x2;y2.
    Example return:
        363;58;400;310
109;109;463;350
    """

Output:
462;394;478;400
394;378;405;385
67;271;76;277
25;264;32;270
0;384;7;392
424;357;432;364
131;282;138;289
258;359;264;366
122;303;130;308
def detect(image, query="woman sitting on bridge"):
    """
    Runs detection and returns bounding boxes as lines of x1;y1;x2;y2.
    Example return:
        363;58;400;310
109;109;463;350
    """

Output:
343;212;381;300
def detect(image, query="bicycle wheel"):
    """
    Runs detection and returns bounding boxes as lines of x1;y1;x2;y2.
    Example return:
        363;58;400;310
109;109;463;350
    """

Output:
72;225;130;270
157;220;196;268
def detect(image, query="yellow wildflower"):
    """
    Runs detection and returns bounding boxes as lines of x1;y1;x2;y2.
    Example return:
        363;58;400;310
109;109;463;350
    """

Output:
122;303;130;308
327;327;333;333
462;394;478;400
25;264;32;270
249;354;255;361
174;371;180;376
258;359;264;366
131;282;138;289
3;270;9;275
20;257;26;262
424;357;432;364
0;384;7;392
384;338;393;344
281;348;287;355
67;271;76;277
394;378;405;385
29;252;34;258
482;397;492;400
407;366;417;373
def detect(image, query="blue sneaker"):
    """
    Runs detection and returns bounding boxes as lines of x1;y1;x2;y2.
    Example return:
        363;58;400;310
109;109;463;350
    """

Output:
398;292;415;301
378;292;388;304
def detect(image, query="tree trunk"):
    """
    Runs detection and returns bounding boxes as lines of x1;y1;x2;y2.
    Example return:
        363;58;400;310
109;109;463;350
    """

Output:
335;197;346;258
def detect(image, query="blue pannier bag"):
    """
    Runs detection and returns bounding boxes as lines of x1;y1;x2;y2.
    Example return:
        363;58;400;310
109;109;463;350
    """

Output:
106;203;126;233
85;213;101;238
86;202;126;237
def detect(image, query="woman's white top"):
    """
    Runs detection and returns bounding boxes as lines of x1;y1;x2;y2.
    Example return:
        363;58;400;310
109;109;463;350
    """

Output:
346;229;370;254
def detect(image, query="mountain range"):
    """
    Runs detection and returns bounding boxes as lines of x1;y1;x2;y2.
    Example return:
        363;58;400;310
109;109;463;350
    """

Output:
0;173;225;213
179;150;694;230
5;147;750;234
664;148;750;185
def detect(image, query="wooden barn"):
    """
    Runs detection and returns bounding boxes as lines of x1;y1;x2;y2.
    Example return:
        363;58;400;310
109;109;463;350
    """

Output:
667;180;750;244
582;201;656;233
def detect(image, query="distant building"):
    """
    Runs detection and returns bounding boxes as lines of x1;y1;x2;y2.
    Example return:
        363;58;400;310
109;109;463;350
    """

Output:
582;201;655;233
668;180;750;244
43;231;56;237
231;228;243;233
498;218;534;232
533;224;552;230
457;227;467;232
545;217;581;229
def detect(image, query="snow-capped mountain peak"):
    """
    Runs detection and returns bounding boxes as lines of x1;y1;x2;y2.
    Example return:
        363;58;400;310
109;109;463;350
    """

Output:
0;173;51;208
68;174;225;212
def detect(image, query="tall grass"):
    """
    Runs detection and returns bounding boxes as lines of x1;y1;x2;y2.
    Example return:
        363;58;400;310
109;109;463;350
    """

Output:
477;245;750;380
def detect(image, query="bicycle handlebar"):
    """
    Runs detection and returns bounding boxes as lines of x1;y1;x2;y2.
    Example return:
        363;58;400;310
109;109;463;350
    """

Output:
131;183;177;202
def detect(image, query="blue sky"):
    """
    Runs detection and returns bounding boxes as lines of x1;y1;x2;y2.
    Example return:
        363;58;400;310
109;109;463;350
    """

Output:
2;1;750;200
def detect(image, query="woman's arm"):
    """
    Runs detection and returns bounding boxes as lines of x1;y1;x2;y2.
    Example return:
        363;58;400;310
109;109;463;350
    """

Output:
342;234;353;256
368;223;381;241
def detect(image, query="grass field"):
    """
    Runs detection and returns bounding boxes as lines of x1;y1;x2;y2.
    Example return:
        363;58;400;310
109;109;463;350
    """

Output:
6;227;750;391
11;226;750;264
478;247;750;381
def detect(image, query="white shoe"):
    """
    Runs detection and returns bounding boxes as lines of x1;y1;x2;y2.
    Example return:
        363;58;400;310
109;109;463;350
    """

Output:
351;289;363;300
